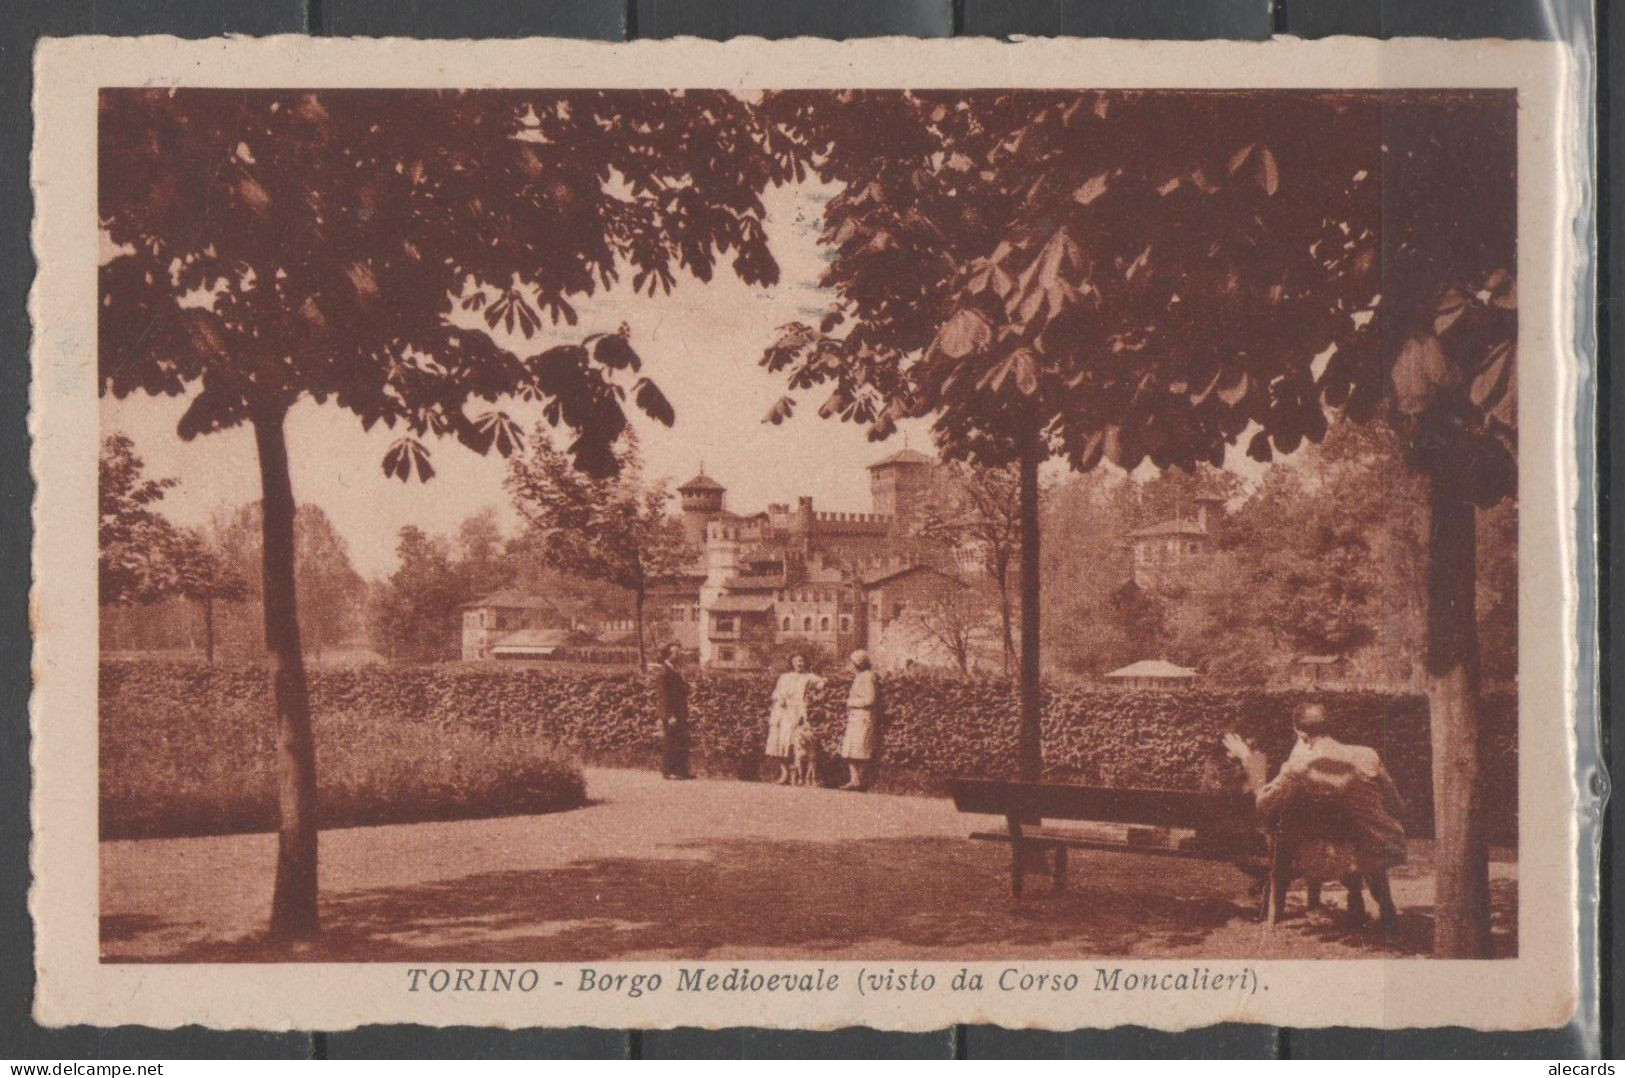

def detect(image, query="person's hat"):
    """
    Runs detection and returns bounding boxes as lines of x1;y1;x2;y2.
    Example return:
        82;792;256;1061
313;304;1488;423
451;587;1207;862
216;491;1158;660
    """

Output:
1292;702;1329;732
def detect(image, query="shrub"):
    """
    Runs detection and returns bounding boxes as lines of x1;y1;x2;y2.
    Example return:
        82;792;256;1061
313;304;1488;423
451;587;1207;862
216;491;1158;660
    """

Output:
99;662;586;840
99;661;1517;843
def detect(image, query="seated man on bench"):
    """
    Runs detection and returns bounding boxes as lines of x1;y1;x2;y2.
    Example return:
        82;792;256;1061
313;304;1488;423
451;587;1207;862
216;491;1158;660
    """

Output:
1223;702;1406;929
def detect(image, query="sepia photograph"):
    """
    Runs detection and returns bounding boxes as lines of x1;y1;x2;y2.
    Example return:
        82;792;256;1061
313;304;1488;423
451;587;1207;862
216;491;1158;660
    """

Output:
29;35;1580;1032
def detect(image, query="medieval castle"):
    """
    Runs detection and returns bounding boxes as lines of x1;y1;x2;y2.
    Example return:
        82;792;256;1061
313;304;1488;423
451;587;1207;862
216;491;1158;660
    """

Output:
462;447;960;670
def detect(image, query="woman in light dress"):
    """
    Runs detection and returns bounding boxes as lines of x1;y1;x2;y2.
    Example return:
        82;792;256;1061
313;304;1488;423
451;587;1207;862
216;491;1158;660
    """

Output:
765;652;825;785
839;650;881;791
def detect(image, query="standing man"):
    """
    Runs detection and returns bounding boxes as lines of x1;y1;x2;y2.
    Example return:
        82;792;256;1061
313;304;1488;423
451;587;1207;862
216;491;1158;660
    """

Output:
839;650;882;791
653;643;694;780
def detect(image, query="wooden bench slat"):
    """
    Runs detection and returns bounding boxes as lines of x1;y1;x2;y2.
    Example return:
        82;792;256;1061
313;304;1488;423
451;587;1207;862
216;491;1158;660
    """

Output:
949;777;1252;829
967;830;1258;860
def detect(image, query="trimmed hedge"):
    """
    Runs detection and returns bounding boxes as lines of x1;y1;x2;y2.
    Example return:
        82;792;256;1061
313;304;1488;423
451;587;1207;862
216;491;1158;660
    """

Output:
100;662;586;840
100;661;1517;843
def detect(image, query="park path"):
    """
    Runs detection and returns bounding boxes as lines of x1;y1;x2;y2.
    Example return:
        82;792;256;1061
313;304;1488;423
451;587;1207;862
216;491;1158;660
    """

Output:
100;767;1517;963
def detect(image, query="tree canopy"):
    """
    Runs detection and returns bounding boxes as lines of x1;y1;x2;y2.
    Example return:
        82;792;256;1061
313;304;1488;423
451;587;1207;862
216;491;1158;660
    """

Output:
506;430;691;669
100;88;806;477
758;90;1514;478
99;434;180;605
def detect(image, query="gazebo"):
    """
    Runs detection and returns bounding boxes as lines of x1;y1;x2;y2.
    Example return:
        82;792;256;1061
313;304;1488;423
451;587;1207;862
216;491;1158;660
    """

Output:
1103;659;1199;691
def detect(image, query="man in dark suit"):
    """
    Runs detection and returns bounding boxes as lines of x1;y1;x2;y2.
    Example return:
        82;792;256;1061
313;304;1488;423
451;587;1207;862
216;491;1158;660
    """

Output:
653;643;694;780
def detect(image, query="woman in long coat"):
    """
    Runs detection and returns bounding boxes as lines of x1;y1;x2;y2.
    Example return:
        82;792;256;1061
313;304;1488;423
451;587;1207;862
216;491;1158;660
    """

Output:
839;650;881;790
765;652;824;785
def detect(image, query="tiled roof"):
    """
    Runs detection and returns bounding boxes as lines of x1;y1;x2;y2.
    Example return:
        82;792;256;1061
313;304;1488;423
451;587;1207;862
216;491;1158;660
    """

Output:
708;594;776;614
861;563;936;587
678;472;726;492
867;448;934;469
1128;519;1211;540
460;588;564;612
491;628;573;650
1104;659;1198;679
726;573;787;591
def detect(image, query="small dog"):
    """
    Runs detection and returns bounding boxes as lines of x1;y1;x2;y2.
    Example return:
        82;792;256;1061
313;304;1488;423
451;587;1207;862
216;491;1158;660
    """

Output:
789;725;821;786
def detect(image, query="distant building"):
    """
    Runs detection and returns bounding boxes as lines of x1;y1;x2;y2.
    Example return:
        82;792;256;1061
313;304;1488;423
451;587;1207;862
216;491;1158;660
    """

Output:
1104;659;1199;691
1129;496;1224;590
1290;654;1352;685
676;469;727;548
462;447;985;670
460;589;572;661
862;563;986;672
678;447;949;670
489;628;575;661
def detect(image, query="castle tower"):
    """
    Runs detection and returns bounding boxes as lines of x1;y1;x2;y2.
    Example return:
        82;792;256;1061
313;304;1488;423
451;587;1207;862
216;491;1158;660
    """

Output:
678;468;726;549
867;447;935;536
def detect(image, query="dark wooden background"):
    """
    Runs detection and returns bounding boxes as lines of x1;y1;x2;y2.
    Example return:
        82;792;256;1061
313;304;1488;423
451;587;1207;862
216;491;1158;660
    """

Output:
0;0;1609;1059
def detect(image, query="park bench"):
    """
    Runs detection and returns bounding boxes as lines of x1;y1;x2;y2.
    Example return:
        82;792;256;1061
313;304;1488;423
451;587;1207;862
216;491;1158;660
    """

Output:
948;777;1265;903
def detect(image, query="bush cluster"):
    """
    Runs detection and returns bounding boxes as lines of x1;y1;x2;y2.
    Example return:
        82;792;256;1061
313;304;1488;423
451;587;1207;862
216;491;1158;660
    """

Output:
100;661;1517;843
100;662;587;840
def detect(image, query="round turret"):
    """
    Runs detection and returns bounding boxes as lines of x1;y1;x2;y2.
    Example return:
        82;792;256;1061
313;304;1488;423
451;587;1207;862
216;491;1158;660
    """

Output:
679;469;726;548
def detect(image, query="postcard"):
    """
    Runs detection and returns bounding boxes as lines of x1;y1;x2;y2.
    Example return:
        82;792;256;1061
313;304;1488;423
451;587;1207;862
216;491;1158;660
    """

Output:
31;33;1583;1031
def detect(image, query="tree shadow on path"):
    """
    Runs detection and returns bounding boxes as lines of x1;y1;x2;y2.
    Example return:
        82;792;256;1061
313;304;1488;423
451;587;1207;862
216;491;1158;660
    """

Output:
112;834;1259;963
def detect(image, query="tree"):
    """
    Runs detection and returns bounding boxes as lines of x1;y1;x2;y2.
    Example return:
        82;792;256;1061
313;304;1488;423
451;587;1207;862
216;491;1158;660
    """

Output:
166;528;250;664
99;434;180;605
757;90;1513;954
1038;468;1138;675
215;502;369;660
457;508;508;602
101;89;800;938
370;526;463;662
760;90;1391;782
506;432;692;670
100;436;249;660
919;462;1024;674
898;569;1000;676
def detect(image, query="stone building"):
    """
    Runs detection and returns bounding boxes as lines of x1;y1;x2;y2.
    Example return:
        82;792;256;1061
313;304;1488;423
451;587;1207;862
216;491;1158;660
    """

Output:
459;589;572;661
461;448;974;670
1129;496;1224;590
674;448;943;670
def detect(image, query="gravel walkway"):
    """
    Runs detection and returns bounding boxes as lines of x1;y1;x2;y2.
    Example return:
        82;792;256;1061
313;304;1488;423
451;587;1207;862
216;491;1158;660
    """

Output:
100;767;1517;962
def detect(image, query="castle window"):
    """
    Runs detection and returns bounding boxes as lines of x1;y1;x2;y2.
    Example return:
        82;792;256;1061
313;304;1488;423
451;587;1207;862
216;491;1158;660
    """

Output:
718;646;735;662
840;615;852;633
782;617;791;631
820;616;830;632
802;616;813;632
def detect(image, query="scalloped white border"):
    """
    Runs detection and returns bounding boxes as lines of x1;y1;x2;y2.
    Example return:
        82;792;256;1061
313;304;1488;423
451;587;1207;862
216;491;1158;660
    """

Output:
30;33;1584;1032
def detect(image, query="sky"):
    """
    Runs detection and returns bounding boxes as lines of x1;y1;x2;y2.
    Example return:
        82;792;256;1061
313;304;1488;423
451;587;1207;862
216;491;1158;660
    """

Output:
102;179;1270;581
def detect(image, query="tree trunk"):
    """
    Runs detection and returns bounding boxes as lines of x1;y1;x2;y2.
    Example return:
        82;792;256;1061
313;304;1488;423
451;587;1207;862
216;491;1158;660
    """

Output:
633;588;648;672
1017;440;1042;783
202;595;215;665
996;564;1016;678
1425;468;1492;958
252;406;320;942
